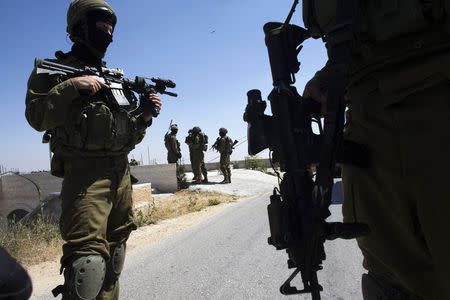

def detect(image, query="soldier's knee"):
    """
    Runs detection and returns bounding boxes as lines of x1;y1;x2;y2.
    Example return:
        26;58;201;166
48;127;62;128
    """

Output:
105;243;126;285
58;255;106;300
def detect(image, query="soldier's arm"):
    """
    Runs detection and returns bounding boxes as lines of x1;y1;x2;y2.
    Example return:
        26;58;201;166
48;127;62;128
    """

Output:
132;115;154;145
25;68;80;132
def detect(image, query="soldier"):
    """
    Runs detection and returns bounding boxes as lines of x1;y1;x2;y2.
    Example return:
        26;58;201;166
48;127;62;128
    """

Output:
164;124;181;164
212;128;236;184
25;1;162;299
185;126;208;184
302;1;450;299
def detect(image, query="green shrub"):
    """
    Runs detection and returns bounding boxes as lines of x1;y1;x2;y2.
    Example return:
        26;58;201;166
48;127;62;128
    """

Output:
244;155;266;172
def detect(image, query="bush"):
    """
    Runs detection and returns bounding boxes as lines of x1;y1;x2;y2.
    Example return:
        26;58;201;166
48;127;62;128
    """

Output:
177;164;188;189
244;155;266;172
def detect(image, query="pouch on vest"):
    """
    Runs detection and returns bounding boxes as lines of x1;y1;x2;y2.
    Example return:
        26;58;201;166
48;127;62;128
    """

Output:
80;102;114;150
111;109;132;151
304;0;429;41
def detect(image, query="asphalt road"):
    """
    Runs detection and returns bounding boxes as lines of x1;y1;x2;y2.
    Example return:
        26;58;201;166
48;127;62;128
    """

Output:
120;191;364;300
33;171;362;300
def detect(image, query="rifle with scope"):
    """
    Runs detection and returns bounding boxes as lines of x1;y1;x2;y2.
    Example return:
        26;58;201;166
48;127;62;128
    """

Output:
34;58;177;117
243;1;368;299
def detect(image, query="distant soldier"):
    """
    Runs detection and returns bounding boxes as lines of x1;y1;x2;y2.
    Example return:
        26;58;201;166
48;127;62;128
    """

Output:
164;124;181;164
212;128;237;184
185;126;208;184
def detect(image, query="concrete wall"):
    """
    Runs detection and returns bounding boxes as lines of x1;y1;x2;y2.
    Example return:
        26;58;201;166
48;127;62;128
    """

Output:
0;164;178;226
182;158;273;172
130;164;177;193
0;172;62;222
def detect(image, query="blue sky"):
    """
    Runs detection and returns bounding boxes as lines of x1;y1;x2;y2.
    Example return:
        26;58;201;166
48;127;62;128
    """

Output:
0;0;327;172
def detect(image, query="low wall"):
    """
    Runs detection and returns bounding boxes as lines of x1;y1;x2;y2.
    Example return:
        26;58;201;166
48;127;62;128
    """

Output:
130;164;177;193
182;159;272;172
0;164;178;226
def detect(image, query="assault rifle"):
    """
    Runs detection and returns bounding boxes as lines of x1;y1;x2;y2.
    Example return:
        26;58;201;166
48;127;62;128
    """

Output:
211;138;238;152
243;1;368;299
34;58;177;117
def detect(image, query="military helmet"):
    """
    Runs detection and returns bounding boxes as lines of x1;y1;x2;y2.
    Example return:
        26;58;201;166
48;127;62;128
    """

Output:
170;124;178;131
219;127;228;134
192;126;201;134
67;0;117;37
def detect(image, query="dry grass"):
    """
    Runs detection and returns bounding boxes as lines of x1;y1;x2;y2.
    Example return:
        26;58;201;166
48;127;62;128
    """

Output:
1;190;238;266
0;217;62;266
134;190;238;227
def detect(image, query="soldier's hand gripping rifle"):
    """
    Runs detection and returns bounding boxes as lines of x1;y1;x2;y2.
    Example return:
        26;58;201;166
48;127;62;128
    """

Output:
211;138;220;151
243;1;368;299
34;58;177;117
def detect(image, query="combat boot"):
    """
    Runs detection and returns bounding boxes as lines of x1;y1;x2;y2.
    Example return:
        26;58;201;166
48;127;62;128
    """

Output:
202;175;208;183
220;176;228;184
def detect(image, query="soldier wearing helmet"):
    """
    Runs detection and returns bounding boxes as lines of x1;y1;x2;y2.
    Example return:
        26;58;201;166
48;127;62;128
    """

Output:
164;124;181;164
212;128;235;184
185;126;208;184
25;1;162;299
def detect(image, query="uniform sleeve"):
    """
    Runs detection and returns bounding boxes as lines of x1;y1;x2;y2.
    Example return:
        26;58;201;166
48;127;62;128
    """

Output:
25;68;80;132
132;115;152;145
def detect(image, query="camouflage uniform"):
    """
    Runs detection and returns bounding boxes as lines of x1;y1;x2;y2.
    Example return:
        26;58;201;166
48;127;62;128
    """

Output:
165;124;181;164
25;1;152;299
304;1;450;298
213;128;234;184
185;127;208;183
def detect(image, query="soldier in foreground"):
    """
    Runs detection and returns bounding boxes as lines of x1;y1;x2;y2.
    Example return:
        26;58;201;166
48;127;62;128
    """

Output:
185;126;208;184
212;128;237;184
25;0;162;299
301;1;450;299
164;124;181;164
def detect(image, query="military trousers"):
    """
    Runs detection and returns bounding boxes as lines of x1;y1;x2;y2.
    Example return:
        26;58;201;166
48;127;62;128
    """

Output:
167;152;179;164
219;153;231;180
342;83;450;299
60;155;136;300
190;151;207;180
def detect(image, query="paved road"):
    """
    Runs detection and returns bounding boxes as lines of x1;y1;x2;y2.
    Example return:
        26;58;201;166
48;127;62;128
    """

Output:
120;192;364;299
34;171;362;300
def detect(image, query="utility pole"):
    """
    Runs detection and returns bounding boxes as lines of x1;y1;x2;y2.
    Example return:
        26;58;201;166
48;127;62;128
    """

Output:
147;146;150;166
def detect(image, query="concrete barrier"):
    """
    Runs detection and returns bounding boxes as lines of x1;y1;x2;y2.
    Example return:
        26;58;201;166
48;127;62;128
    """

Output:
181;158;273;172
0;164;178;227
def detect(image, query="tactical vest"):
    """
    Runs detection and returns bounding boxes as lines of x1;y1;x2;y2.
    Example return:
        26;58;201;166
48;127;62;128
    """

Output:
49;54;139;155
217;136;233;154
303;0;450;106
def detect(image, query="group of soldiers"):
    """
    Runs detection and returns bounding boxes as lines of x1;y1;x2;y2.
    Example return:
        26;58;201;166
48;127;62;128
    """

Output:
7;0;450;299
164;124;237;184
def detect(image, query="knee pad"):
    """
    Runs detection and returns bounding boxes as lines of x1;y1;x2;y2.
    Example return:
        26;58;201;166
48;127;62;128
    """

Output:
108;243;126;280
68;255;106;300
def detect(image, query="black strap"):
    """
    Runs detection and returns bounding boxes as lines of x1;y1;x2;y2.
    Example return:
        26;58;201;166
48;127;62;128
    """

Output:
51;285;66;297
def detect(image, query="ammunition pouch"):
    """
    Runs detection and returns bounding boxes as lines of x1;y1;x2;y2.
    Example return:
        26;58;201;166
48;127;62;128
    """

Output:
304;0;430;41
53;102;134;152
